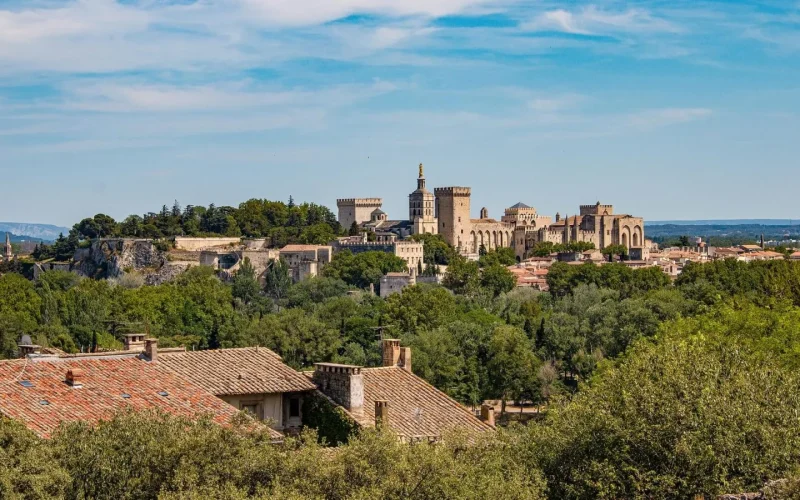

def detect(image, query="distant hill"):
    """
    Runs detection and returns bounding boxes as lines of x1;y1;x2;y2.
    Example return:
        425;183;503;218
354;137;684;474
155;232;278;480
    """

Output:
0;223;71;242
651;219;799;226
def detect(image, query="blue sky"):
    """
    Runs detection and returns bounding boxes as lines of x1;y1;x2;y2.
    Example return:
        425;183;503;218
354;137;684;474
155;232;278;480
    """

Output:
1;0;799;226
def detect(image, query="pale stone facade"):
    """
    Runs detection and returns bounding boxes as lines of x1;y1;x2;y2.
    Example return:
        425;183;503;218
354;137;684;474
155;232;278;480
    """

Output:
338;166;645;262
409;164;438;235
332;234;423;271
279;245;333;282
337;198;383;231
513;202;645;260
380;271;416;298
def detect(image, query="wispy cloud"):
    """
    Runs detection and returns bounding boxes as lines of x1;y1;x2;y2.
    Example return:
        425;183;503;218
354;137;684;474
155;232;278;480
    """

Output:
523;5;681;36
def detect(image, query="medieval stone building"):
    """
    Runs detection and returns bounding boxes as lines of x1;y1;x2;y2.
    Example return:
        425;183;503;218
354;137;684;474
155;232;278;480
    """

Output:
337;165;645;259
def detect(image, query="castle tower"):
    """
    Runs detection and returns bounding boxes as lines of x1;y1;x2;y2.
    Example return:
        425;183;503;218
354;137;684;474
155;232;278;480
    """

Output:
434;186;471;250
3;232;12;262
409;163;438;235
480;207;488;219
337;198;383;231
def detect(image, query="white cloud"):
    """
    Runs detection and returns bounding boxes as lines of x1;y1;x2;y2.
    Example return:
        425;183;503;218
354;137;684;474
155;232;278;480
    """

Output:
524;5;680;35
237;0;504;27
58;79;399;113
624;108;712;129
528;93;586;112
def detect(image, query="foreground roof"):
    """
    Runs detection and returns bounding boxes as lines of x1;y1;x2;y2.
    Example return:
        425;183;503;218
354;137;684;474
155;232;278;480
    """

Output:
348;367;491;440
159;347;317;396
0;356;243;438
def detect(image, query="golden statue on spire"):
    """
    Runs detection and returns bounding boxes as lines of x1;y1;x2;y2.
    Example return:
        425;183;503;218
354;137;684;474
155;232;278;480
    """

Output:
419;163;424;178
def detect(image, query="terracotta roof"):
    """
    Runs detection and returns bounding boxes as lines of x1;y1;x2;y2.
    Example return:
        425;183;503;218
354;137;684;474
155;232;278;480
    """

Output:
791;251;800;260
0;356;247;438
343;367;492;440
159;347;316;396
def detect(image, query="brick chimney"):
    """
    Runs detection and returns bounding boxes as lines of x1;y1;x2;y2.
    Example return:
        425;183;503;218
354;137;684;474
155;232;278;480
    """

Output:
313;363;364;411
123;334;146;351
383;339;411;373
480;404;496;427
145;338;158;362
382;339;400;367
66;369;84;389
375;400;389;427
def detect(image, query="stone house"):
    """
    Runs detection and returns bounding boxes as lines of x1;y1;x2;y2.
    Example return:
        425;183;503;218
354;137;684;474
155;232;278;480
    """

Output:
312;339;493;442
158;347;317;435
279;244;333;282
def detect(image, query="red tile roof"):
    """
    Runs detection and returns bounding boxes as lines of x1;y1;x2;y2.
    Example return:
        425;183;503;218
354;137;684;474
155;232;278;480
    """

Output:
0;356;245;438
159;347;317;396
338;367;492;440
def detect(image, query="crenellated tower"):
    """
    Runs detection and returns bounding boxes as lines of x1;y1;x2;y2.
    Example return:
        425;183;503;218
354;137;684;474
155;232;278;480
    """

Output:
434;186;471;250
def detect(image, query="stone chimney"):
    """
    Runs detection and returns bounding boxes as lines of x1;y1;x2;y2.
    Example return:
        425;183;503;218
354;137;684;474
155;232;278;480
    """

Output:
313;363;364;411
145;338;158;362
66;369;84;389
17;335;40;357
382;339;401;367
480;404;496;427
375;400;389;427
123;334;146;351
399;347;411;373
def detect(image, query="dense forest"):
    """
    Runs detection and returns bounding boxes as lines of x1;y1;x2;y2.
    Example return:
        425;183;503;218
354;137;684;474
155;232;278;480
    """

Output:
3;255;800;497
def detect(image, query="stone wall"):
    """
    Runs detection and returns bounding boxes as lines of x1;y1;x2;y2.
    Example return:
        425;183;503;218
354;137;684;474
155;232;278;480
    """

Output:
174;237;241;251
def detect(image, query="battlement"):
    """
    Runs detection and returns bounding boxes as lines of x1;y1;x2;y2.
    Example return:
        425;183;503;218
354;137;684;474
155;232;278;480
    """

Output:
580;203;614;216
335;240;421;248
434;187;471;197
337;198;383;206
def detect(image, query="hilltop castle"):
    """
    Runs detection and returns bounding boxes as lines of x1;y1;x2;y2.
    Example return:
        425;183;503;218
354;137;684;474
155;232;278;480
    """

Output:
337;165;645;259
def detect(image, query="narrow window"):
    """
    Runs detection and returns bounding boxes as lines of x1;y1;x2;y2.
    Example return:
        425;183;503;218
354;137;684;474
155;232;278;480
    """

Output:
289;398;301;418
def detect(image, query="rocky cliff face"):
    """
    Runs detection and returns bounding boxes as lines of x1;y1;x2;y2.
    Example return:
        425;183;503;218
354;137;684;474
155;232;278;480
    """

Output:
75;239;166;279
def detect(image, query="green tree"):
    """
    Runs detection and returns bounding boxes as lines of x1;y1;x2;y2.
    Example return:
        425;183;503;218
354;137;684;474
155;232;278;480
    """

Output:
480;264;517;297
487;325;540;414
231;257;261;305
348;221;360;236
322;250;406;291
385;284;457;334
264;258;292;304
443;255;480;296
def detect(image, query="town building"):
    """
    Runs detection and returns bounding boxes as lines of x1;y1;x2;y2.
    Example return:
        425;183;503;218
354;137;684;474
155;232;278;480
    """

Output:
339;165;646;261
332;233;424;271
279;244;333;282
519;202;644;259
158;347;317;435
380;271;416;298
336;198;384;231
312;340;493;441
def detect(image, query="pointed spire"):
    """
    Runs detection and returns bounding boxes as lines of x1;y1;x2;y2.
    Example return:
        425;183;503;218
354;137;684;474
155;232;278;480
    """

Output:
4;232;12;261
